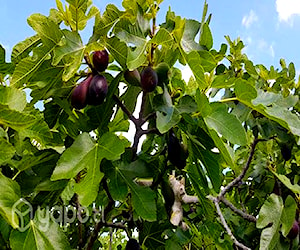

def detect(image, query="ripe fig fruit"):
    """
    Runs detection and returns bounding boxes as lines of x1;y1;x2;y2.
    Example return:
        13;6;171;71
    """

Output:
92;49;109;72
140;66;158;92
124;69;141;86
155;62;171;84
71;75;93;109
287;220;299;239
125;238;140;250
167;131;188;170
87;74;108;105
279;142;292;161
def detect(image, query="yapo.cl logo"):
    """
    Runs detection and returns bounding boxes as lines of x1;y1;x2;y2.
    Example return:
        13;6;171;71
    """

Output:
12;198;34;232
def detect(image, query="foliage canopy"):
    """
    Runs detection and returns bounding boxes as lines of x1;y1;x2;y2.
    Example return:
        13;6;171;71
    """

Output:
0;0;300;249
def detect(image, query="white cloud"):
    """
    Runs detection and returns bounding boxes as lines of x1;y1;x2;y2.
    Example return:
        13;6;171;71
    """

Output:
258;39;275;58
276;0;300;23
242;10;258;28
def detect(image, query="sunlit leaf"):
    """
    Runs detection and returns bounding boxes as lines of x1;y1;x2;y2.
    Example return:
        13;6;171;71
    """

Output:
0;172;20;229
205;103;248;146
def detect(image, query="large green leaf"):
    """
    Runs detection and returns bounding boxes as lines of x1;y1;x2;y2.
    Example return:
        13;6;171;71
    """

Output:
186;51;207;90
103;159;156;221
11;35;41;64
199;22;213;50
52;132;129;206
204;103;248;146
104;162;128;201
11;14;63;88
0;45;13;75
106;36;128;69
257;194;283;250
0;86;27;112
0;139;15;165
10;211;71;250
181;19;201;53
115;19;148;70
27;14;63;48
51;133;95;180
151;28;174;47
234;79;257;102
130;184;157;222
19;119;53;147
273;173;300;195
0;105;37;130
0;172;21;229
56;0;98;32
280;195;297;237
53;30;85;81
29;61;65;102
90;4;122;41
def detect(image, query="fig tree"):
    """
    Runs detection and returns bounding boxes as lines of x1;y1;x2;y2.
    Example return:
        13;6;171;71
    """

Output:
87;74;108;105
167;131;188;169
92;49;109;72
140;66;158;92
71;75;92;109
287;220;299;239
124;69;141;86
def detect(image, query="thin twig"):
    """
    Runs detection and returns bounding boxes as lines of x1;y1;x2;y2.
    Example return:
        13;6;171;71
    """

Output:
142;112;156;125
86;179;115;250
220;197;257;222
220;138;259;197
208;196;251;250
113;95;138;124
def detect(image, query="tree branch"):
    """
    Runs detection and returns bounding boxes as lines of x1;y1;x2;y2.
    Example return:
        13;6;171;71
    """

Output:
220;197;257;222
220;138;259;197
113;95;138;125
86;178;115;250
207;138;261;249
208;196;251;250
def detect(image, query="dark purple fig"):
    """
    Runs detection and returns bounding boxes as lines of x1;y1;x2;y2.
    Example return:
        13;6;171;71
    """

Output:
140;66;158;92
167;131;188;170
287;220;299;239
92;49;109;72
125;238;140;250
124;69;141;86
71;75;92;109
87;74;108;105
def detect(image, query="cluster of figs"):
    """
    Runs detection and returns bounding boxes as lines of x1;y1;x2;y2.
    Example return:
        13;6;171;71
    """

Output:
71;48;169;109
71;49;109;109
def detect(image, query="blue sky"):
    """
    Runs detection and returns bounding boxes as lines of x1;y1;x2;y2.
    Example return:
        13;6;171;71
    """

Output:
1;0;300;76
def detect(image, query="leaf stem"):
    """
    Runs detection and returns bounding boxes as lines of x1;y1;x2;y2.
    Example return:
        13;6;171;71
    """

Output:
12;171;21;181
219;97;238;103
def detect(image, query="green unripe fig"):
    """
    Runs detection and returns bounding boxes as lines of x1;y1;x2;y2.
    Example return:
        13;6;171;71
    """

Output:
167;131;188;169
125;238;140;250
287;220;299;239
215;64;226;75
155;62;171;84
92;49;109;72
140;66;158;92
71;75;93;109
124;69;141;86
87;75;108;105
